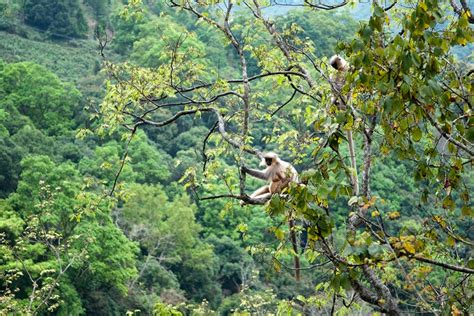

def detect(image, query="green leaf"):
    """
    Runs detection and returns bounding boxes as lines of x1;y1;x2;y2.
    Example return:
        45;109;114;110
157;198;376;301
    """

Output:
237;223;248;233
446;236;455;247
461;205;472;216
373;5;385;17
268;195;285;216
442;196;455;210
274;228;285;240
412;126;422;142
340;274;352;291
468;260;474;269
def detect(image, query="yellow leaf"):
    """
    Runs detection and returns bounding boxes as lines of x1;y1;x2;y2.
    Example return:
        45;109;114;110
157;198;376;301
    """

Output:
419;1;427;11
273;259;281;273
451;304;462;316
446;236;455;247
403;242;416;254
457;37;467;46
388;211;400;220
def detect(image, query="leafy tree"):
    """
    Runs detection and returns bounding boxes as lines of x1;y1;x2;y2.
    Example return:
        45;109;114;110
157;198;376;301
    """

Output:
281;10;359;58
205;235;253;295
98;0;474;314
128;130;172;184
0;1;23;33
0;95;34;136
0;62;81;135
1;155;138;314
174;242;221;307
0;107;56;197
79;140;137;184
0;200;86;315
10;125;55;157
84;0;110;29
110;8;147;55
0;60;84;196
172;126;209;155
117;183;222;307
0;137;21;197
130;15;210;69
23;0;88;38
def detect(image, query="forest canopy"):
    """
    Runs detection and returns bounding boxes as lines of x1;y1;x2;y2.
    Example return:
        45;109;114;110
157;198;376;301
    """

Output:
0;0;473;315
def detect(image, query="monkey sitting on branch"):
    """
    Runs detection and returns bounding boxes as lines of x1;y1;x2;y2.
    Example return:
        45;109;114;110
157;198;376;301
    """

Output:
328;54;360;198
240;152;303;280
328;54;349;108
240;152;298;204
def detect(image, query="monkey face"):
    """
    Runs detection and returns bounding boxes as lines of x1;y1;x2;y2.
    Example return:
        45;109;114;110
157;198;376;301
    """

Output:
330;57;341;69
265;157;273;166
329;55;348;71
261;152;278;167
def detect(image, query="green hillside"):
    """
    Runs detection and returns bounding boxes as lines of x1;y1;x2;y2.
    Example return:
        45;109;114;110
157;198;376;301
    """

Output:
0;31;99;83
0;0;472;315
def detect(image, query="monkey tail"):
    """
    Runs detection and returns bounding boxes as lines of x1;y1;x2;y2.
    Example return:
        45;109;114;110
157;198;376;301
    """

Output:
288;219;301;281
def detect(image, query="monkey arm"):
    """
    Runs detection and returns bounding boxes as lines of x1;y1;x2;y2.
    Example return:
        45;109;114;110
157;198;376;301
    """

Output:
280;177;292;189
276;168;297;191
241;165;268;180
277;176;292;192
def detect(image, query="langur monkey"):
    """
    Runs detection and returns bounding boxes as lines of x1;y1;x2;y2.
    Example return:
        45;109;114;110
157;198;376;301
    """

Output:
241;152;302;281
241;152;298;202
329;54;349;72
329;54;349;107
329;54;360;195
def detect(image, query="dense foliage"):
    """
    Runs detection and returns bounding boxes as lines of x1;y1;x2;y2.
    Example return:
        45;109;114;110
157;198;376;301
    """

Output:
0;0;472;315
23;0;88;38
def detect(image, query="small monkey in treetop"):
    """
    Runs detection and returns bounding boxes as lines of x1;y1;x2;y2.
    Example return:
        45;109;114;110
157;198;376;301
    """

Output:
329;54;349;107
240;152;298;203
329;54;360;195
329;54;349;72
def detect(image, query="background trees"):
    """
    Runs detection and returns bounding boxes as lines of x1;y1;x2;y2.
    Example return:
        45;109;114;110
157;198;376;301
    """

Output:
23;0;88;38
0;0;472;314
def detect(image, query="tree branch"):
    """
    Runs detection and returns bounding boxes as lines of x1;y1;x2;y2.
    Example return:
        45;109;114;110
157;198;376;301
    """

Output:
411;255;474;274
450;0;474;23
422;107;474;156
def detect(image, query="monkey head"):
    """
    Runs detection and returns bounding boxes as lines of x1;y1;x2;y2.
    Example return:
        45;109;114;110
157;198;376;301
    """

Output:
329;55;348;72
260;152;279;167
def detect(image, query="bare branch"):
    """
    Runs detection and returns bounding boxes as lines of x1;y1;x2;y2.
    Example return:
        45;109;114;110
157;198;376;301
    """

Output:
361;114;377;198
200;193;269;205
202;120;219;172
450;0;474;23
383;0;398;11
177;70;307;94
131;107;262;157
422;107;474;156
246;0;316;88
411;255;474;274
110;125;138;196
271;89;297;116
304;0;348;10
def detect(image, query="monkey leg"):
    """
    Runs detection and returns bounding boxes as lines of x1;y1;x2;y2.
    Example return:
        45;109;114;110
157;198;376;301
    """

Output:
240;185;270;206
250;185;270;198
252;192;272;200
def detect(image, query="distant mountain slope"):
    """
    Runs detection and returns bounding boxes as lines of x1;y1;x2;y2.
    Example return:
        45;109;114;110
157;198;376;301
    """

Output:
0;31;99;83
